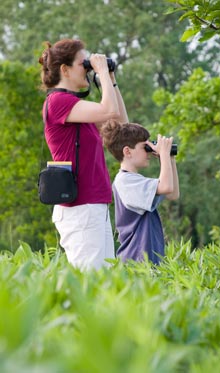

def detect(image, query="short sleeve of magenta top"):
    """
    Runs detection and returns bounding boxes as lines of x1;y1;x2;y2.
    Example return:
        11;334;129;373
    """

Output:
43;91;112;207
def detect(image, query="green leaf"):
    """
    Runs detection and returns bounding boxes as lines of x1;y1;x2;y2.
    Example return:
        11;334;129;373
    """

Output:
199;30;217;42
178;10;194;22
164;6;187;15
180;28;200;41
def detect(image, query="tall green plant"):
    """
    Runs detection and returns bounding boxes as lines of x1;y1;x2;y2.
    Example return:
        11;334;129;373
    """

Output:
1;241;220;372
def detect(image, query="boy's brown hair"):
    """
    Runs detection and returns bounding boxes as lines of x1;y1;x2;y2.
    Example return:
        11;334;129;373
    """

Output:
101;121;150;162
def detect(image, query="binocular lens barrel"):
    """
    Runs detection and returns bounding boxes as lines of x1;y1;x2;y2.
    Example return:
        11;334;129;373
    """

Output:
145;142;178;156
83;58;115;72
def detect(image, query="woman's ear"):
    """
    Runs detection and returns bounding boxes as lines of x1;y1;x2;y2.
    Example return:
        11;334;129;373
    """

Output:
60;64;69;77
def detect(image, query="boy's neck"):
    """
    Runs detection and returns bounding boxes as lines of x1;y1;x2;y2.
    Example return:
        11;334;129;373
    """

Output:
120;161;138;173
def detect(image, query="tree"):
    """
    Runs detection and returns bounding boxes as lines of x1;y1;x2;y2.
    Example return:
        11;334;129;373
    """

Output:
165;0;220;42
152;68;220;246
0;61;56;250
1;0;220;250
159;1;220;244
0;0;217;126
152;68;220;154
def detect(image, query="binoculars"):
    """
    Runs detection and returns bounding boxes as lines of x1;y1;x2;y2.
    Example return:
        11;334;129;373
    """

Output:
83;58;115;72
145;141;178;156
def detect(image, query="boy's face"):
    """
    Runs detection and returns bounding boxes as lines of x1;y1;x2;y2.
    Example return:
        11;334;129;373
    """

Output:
128;141;150;170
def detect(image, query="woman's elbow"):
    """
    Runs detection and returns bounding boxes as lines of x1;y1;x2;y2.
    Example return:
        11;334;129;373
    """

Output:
109;110;120;120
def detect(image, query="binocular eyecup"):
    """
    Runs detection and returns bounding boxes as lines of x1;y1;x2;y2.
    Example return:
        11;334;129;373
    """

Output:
83;58;115;72
145;141;178;156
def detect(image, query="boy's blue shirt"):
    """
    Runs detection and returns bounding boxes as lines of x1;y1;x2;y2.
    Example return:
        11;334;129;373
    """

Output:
113;170;165;264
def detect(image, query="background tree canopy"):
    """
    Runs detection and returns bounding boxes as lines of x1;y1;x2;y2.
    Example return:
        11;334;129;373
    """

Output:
0;0;220;251
165;0;220;42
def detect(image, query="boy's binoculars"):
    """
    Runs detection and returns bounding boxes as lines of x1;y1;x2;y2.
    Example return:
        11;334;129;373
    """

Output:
145;141;178;156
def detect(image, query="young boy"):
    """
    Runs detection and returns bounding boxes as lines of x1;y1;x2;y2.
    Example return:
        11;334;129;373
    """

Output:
101;121;179;264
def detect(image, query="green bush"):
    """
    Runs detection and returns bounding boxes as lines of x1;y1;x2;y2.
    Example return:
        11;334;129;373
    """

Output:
1;240;220;372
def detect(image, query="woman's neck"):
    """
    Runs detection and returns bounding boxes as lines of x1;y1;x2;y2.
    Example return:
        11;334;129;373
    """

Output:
55;82;78;92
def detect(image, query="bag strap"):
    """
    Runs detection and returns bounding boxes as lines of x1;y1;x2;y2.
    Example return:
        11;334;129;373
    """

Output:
74;122;80;179
47;86;90;98
44;94;80;179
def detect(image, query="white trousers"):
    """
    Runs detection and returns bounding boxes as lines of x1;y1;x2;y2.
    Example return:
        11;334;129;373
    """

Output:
52;203;115;270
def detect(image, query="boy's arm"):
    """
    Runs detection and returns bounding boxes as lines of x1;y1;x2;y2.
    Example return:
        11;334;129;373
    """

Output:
165;157;180;200
147;135;179;200
157;155;173;196
150;135;174;196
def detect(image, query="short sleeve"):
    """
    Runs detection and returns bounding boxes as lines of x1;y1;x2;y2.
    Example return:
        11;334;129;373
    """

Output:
113;171;164;215
46;92;80;125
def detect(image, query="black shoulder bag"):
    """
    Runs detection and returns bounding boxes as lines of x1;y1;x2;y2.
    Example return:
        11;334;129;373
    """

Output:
38;90;81;205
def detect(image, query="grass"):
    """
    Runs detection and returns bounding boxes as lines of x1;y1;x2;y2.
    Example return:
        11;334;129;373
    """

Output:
0;240;220;372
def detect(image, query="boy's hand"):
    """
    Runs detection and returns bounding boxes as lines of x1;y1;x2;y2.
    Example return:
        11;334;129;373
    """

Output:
146;134;173;157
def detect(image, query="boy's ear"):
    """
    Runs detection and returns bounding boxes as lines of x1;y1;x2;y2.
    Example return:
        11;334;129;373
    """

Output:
123;146;131;157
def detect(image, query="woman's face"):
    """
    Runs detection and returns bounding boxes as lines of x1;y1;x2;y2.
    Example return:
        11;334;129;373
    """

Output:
67;49;89;90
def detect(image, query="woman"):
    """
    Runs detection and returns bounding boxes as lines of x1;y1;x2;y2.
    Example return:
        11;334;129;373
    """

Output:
39;38;128;270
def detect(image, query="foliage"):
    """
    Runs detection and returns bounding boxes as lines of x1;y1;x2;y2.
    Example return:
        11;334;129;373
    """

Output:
153;68;220;155
0;61;57;250
209;225;220;245
1;1;220;250
1;240;220;372
165;0;220;42
152;68;220;246
1;0;218;124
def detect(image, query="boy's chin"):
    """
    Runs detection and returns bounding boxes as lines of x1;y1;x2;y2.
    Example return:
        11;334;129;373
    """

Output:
138;161;149;169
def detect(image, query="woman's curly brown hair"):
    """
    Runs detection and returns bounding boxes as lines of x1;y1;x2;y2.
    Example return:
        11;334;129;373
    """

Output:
38;38;85;90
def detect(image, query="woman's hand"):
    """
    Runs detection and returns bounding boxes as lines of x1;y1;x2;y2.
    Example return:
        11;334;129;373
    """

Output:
89;53;109;75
